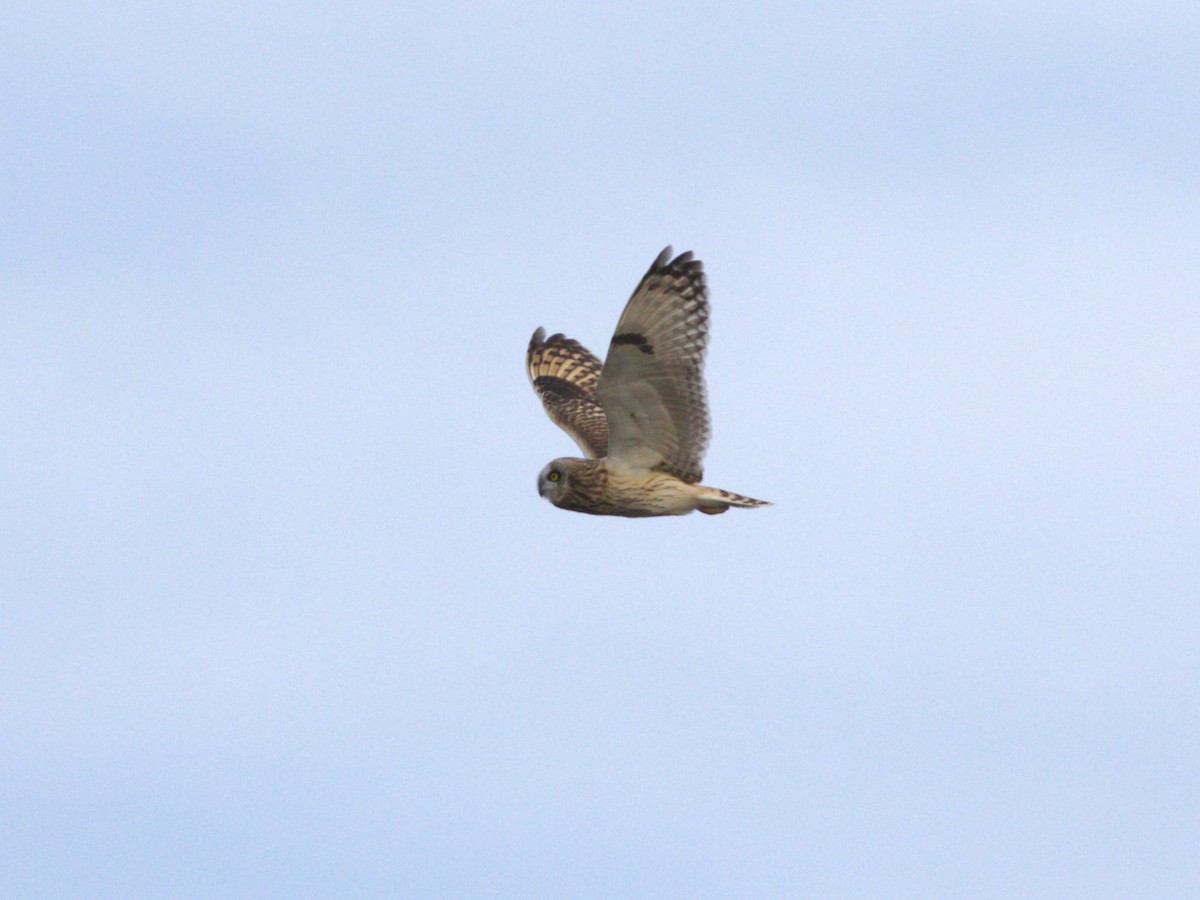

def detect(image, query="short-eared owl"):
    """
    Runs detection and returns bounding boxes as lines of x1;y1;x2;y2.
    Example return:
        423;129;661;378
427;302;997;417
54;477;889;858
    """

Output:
527;247;770;517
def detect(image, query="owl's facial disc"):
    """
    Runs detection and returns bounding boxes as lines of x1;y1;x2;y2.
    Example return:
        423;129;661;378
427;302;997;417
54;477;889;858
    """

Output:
537;463;561;499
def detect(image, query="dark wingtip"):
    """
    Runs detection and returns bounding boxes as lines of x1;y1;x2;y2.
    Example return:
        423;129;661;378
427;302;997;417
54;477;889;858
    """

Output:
527;327;547;379
650;246;699;275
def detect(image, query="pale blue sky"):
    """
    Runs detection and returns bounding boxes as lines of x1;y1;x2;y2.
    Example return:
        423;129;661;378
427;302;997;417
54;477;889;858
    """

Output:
3;3;1198;896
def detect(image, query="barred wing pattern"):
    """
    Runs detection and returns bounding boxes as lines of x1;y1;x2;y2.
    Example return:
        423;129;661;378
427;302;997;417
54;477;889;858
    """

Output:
596;248;711;484
526;328;609;458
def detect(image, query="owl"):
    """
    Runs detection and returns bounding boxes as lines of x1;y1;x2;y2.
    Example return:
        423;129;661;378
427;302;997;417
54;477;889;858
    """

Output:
527;247;770;516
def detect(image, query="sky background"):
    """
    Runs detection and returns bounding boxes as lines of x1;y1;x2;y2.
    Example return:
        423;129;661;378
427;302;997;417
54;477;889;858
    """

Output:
3;2;1198;896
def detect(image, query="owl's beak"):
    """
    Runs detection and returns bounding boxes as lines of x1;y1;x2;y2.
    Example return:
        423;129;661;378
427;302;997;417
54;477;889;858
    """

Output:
538;476;553;499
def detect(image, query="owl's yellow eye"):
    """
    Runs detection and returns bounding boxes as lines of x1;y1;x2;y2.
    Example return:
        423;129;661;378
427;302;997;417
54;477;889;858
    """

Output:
548;471;560;482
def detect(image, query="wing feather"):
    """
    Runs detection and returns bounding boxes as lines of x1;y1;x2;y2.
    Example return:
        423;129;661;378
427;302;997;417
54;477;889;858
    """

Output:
526;328;609;458
596;248;711;483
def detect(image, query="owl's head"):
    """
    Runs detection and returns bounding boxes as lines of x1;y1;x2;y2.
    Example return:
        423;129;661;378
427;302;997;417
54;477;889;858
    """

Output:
537;459;572;503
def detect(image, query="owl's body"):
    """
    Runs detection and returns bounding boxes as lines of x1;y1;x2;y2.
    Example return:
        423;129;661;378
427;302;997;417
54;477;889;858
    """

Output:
537;458;767;517
528;247;769;517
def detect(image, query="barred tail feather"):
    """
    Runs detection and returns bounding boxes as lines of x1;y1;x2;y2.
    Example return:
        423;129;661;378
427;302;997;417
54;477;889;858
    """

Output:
694;486;772;515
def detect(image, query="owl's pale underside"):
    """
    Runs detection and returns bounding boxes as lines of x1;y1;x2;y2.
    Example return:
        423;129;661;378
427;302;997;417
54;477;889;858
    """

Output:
527;247;770;517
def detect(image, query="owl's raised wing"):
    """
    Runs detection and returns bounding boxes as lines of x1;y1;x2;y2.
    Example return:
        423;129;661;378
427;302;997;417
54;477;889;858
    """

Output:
527;328;609;458
596;247;711;484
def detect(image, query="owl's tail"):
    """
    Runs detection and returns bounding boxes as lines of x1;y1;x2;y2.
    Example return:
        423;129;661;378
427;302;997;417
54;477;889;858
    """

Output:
694;486;772;515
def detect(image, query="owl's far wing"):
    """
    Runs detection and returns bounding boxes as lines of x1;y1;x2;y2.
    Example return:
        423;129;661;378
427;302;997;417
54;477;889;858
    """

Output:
527;328;609;458
596;247;711;484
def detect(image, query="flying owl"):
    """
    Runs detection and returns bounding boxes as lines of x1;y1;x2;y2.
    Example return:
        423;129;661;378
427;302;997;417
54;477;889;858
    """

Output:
527;247;770;516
